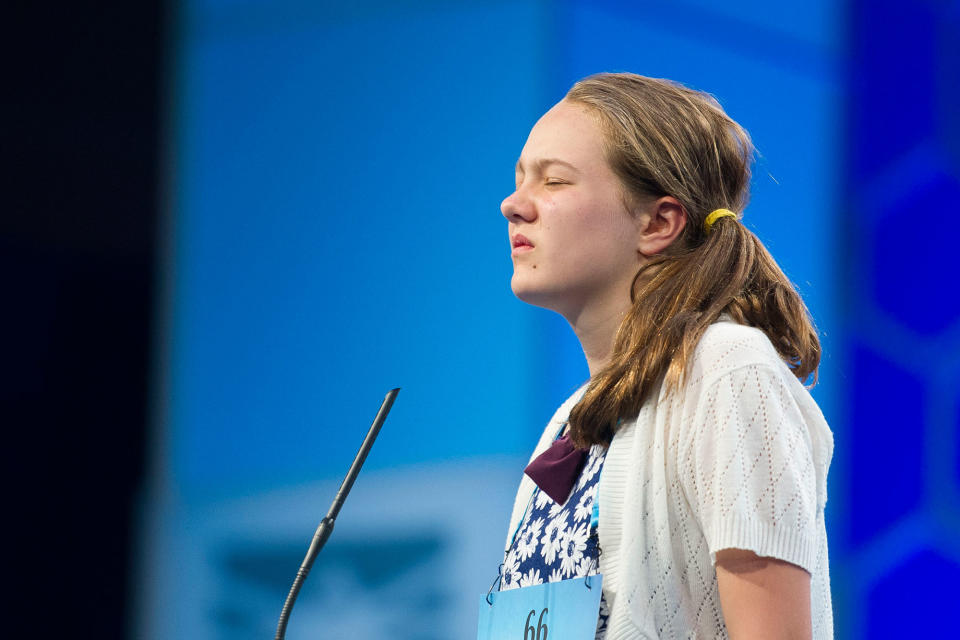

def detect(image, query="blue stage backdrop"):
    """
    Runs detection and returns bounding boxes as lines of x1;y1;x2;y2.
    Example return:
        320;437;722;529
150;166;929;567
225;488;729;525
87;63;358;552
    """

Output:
135;1;959;638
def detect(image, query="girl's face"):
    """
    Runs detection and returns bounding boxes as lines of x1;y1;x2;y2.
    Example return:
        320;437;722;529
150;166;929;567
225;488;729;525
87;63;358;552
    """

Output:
501;100;645;322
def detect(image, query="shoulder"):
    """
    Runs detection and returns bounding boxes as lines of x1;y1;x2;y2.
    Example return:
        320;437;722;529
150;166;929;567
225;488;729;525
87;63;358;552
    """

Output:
686;319;787;389
678;320;834;486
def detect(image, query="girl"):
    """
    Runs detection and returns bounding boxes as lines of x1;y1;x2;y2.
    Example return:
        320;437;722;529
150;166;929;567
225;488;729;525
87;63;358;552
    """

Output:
497;73;833;639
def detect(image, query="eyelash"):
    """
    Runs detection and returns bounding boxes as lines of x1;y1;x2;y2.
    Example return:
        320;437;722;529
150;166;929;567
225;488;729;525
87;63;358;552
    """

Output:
512;177;568;189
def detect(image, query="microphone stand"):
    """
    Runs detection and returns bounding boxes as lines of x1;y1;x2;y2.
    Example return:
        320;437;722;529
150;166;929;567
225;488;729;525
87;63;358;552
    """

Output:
274;388;400;640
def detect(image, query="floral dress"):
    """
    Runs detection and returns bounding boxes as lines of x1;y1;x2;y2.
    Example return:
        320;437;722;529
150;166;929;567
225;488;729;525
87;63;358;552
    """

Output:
500;440;610;639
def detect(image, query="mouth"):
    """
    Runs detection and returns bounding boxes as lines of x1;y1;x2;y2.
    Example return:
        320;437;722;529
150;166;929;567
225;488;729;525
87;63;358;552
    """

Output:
511;234;534;253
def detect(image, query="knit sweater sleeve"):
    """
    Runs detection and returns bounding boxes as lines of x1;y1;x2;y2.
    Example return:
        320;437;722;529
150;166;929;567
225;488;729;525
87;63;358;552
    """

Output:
677;361;821;574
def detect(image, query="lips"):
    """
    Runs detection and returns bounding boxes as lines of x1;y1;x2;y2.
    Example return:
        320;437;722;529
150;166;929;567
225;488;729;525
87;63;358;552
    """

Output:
512;233;534;249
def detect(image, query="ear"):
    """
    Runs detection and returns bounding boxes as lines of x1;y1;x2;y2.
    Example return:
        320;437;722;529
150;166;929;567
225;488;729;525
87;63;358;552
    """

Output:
636;196;687;256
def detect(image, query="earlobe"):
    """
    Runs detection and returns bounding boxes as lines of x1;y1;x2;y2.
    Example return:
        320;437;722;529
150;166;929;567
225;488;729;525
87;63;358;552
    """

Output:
636;196;687;256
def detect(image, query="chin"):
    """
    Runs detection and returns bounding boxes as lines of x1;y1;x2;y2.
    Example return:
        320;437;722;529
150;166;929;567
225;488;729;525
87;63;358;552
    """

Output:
511;276;562;312
510;274;537;302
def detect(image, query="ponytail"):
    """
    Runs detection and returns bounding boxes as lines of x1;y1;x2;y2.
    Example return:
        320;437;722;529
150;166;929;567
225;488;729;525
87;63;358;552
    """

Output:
567;214;820;448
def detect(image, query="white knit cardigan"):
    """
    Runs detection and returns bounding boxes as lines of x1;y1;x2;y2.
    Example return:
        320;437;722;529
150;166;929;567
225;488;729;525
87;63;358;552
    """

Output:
505;320;834;639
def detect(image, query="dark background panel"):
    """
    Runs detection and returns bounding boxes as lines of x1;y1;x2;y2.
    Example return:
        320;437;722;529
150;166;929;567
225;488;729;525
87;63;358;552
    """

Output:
5;2;163;637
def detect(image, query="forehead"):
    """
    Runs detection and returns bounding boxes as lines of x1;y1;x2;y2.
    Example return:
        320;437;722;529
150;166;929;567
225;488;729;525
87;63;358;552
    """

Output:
519;100;607;168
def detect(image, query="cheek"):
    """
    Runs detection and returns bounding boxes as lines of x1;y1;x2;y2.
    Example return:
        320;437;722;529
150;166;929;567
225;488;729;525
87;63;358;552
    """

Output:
575;205;637;252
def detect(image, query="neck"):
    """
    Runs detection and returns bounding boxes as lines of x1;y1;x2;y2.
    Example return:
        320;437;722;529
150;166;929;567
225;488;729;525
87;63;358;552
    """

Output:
566;291;632;377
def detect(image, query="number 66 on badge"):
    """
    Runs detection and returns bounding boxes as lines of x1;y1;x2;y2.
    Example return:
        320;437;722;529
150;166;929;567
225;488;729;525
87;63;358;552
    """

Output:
524;607;549;640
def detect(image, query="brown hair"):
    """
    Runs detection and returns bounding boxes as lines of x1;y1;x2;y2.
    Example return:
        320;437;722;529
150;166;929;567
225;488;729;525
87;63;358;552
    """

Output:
564;72;820;448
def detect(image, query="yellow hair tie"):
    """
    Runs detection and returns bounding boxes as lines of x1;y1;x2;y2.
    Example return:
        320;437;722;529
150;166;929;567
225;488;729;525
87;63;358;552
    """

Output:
704;208;737;234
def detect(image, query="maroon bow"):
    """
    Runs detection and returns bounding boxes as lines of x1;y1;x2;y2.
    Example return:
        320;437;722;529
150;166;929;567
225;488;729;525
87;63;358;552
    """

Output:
524;432;589;505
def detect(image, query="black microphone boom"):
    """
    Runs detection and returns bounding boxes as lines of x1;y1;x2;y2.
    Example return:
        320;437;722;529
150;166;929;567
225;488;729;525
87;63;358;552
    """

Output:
274;387;401;640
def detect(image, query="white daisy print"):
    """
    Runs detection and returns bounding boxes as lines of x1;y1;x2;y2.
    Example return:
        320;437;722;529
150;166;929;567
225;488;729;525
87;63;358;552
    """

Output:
574;490;594;522
595;597;610;639
540;516;567;565
534;488;553;510
519;567;544;588
577;554;598;577
516;517;544;562
547;567;564;583
576;450;603;490
500;554;521;591
557;522;589;577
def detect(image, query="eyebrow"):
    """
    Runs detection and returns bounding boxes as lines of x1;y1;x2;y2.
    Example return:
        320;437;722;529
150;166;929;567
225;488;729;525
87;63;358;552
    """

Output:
515;157;580;174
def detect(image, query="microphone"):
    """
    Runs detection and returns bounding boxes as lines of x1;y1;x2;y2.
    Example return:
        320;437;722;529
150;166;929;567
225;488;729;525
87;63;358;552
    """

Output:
274;387;400;640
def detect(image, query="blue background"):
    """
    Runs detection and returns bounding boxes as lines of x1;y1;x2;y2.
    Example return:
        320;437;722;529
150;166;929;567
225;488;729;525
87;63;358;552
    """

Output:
136;1;960;638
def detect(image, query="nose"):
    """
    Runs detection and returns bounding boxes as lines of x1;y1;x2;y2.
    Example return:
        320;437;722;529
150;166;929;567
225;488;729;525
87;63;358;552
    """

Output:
500;186;536;223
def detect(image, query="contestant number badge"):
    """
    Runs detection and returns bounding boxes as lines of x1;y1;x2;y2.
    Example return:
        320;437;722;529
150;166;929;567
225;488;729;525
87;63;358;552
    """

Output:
477;575;602;640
